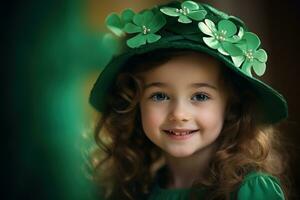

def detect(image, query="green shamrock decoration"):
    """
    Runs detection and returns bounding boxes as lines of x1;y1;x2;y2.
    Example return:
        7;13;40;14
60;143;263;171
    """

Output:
198;19;244;55
106;9;135;37
104;2;267;77
123;10;166;48
231;32;268;77
160;0;207;24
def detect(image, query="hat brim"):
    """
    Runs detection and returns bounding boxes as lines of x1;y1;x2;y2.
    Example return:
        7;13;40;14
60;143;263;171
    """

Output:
90;38;288;124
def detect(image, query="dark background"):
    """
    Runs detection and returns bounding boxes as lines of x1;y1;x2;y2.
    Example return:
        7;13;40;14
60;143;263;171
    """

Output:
5;0;300;199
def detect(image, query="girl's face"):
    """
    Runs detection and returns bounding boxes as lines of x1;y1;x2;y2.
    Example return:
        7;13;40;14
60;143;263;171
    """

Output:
139;52;228;158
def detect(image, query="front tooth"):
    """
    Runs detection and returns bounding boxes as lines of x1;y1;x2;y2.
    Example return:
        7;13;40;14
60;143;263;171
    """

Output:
169;131;191;136
177;131;188;135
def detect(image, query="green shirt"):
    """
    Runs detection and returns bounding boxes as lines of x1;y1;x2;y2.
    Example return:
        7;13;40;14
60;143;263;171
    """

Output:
148;171;285;200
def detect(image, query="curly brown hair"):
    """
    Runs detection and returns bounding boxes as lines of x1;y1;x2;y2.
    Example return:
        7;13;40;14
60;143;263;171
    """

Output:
91;49;290;200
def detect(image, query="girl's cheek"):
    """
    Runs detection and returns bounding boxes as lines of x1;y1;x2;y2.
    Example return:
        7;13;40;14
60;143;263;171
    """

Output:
141;104;167;127
145;115;161;129
194;104;226;127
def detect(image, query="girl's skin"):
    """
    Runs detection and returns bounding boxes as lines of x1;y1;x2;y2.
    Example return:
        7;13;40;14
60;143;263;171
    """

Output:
139;52;229;189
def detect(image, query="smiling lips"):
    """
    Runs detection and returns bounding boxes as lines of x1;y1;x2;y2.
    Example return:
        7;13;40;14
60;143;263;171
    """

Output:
163;129;199;136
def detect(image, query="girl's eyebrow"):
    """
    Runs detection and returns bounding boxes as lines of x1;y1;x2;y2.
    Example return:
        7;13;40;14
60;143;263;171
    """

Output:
190;83;218;90
144;82;218;90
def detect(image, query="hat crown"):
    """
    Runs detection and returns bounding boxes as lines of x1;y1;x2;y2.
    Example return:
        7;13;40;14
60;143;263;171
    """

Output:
105;0;267;78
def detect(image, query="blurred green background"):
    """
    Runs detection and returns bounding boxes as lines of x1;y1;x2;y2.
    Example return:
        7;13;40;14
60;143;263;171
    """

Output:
9;0;104;199
7;0;300;199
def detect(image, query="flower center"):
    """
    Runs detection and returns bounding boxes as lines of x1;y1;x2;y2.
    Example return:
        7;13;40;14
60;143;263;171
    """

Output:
245;49;254;60
142;25;151;34
215;30;227;41
176;7;190;15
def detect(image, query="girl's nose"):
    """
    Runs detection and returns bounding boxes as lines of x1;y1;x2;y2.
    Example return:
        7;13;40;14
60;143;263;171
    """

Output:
168;100;191;122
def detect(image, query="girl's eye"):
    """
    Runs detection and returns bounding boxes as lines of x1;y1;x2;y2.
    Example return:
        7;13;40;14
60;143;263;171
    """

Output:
150;92;169;101
191;93;210;102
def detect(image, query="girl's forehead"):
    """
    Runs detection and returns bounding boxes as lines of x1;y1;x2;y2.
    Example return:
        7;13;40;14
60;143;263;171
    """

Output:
141;53;222;84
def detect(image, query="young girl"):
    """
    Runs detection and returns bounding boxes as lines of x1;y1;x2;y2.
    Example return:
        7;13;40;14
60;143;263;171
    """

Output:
89;1;290;199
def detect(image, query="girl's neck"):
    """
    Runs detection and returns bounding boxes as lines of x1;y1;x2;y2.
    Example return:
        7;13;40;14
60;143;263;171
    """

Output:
163;143;217;189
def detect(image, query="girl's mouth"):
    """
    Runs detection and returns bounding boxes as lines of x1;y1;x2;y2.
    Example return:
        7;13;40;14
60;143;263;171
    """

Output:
164;130;198;136
163;129;199;139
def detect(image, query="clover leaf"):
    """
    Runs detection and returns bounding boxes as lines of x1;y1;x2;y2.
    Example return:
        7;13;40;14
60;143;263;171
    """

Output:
160;0;207;24
106;9;135;37
123;10;166;48
198;19;244;55
231;32;268;77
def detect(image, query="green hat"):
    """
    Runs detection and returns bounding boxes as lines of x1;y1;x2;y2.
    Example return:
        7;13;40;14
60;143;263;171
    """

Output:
90;0;288;124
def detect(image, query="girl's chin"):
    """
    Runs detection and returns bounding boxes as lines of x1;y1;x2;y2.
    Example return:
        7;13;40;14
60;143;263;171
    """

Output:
164;148;197;158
